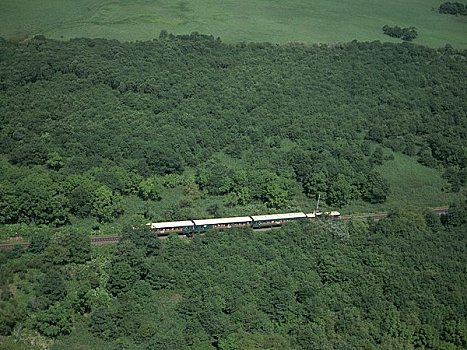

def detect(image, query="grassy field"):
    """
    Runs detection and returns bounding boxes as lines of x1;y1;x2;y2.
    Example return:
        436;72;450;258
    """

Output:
343;153;460;214
1;0;466;47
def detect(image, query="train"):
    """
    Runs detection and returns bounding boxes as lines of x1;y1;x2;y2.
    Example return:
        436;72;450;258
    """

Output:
147;211;341;235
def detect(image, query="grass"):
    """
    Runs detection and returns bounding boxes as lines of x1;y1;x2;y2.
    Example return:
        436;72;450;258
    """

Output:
0;0;466;48
343;152;460;214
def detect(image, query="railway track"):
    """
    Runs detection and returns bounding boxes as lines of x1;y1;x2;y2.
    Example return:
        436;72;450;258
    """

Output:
90;235;120;245
340;207;449;222
0;207;449;250
0;242;30;250
0;235;121;250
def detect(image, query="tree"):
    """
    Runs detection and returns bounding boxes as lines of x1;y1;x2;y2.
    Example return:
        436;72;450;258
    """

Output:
42;243;70;266
10;173;70;226
369;147;384;165
138;177;162;201
71;287;92;315
0;182;17;224
112;240;146;270
0;299;25;336
303;171;327;199
142;146;184;176
418;147;438;168
41;231;90;265
442;200;467;227
33;303;73;337
442;167;463;192
439;2;467;15
368;126;386;143
68;183;95;218
120;225;161;257
230;169;252;205
372;208;429;237
326;174;358;207
107;262;139;296
196;160;234;195
441;319;467;347
29;231;51;253
46;151;64;171
37;270;67;306
382;25;418;41
361;171;390;203
62;230;91;264
261;181;290;209
220;332;294;350
91;185;123;222
250;171;292;208
89;307;118;340
145;260;176;290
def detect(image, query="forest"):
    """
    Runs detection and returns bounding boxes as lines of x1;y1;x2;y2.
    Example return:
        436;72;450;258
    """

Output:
1;204;466;349
0;34;466;237
0;33;466;348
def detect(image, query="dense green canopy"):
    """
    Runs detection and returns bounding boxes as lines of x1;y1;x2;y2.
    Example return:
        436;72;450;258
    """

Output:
1;205;466;349
0;34;465;228
0;34;466;349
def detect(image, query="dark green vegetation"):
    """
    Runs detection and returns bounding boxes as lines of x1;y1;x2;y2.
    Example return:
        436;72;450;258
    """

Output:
0;33;466;349
382;25;418;42
439;2;467;15
1;205;466;349
1;34;466;240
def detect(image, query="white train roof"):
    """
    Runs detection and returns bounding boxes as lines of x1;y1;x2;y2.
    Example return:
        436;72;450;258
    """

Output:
150;220;194;229
193;216;252;226
251;212;306;221
305;211;341;218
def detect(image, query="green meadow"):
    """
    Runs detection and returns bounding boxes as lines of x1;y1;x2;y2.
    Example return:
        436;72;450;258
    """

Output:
343;153;459;214
1;0;466;47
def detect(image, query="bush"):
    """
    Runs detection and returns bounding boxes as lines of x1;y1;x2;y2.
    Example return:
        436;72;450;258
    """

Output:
382;25;418;41
438;2;467;15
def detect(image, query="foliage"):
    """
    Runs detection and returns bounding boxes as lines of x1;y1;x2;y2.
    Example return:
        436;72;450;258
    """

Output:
0;205;466;348
0;299;25;336
438;2;467;15
0;36;465;235
442;199;467;227
361;171;391;204
382;25;418;41
42;231;91;265
33;303;73;337
36;270;67;307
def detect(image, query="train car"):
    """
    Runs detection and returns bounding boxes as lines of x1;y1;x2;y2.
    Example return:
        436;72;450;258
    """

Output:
321;211;341;220
147;210;341;236
250;212;307;228
306;211;341;220
149;220;195;235
327;211;341;219
192;216;253;232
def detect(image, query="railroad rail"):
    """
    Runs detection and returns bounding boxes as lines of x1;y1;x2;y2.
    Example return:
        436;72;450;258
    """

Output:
0;207;449;250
